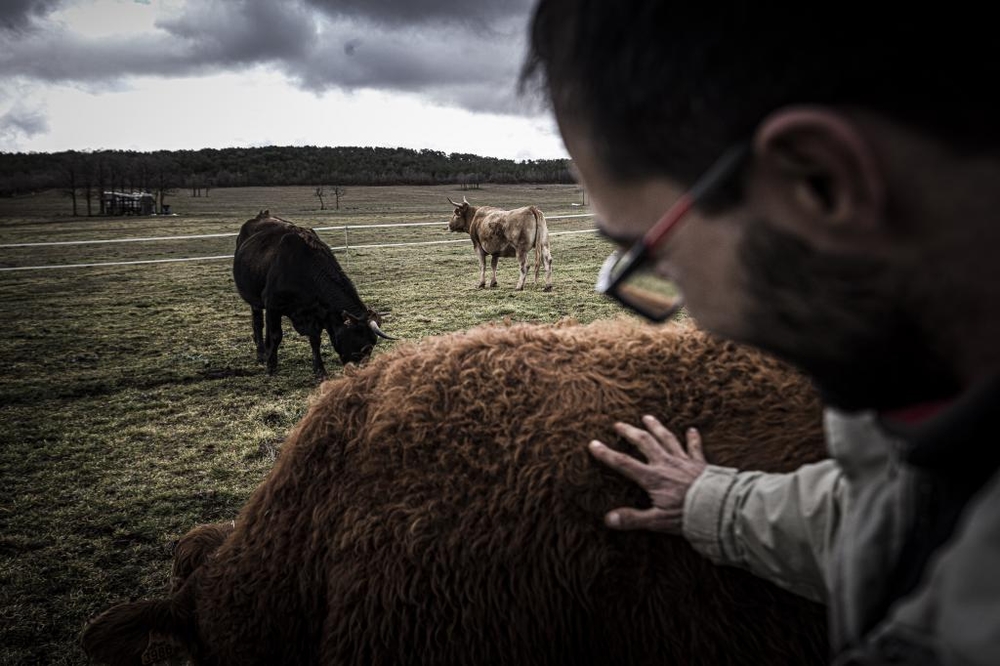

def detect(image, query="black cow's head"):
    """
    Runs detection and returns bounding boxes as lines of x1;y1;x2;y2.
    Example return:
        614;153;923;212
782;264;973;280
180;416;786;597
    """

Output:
333;309;395;365
447;196;472;232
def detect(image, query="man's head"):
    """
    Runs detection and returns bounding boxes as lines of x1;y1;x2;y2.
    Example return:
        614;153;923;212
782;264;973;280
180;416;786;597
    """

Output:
523;4;1000;410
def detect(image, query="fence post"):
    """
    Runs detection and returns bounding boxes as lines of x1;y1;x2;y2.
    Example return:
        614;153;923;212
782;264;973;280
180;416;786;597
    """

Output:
344;225;349;253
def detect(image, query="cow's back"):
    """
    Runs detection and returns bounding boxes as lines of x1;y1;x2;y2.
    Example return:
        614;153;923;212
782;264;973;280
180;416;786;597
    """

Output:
469;206;538;256
186;320;828;665
233;221;292;309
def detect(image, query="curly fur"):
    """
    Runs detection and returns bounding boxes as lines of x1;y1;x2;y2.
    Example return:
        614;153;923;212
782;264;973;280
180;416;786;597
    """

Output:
169;522;235;594
84;319;829;665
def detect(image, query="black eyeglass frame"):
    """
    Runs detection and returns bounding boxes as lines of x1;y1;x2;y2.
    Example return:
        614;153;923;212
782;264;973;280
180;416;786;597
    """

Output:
595;142;751;322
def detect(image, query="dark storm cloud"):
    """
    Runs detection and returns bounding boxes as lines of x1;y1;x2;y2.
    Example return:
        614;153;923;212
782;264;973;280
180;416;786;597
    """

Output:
0;0;541;115
0;105;49;140
0;0;317;81
155;0;318;65
303;0;534;28
291;17;534;112
0;0;63;32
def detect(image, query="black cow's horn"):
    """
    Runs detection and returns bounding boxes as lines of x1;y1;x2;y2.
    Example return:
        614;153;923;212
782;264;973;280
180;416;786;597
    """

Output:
369;319;397;340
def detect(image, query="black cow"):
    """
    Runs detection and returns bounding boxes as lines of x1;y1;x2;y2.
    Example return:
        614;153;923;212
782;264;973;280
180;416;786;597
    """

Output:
233;211;393;377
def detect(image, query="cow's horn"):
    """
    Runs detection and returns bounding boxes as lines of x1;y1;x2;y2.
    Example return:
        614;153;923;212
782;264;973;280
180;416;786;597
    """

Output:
369;319;397;340
447;197;460;207
462;196;469;205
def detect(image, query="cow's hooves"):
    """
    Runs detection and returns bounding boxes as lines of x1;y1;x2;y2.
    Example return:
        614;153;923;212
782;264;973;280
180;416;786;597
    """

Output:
266;367;277;376
543;286;553;292
476;284;486;289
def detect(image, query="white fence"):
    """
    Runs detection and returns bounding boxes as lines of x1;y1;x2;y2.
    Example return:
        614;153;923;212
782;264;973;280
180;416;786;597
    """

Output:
0;214;596;272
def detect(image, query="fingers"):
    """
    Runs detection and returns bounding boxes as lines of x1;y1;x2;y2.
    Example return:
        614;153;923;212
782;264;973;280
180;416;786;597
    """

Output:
588;419;706;486
612;421;674;463
639;415;685;457
588;419;706;537
685;427;706;463
588;439;655;487
604;506;682;533
613;416;700;461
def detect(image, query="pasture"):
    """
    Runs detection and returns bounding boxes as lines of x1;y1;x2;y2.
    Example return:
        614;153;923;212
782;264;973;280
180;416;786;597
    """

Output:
0;184;638;664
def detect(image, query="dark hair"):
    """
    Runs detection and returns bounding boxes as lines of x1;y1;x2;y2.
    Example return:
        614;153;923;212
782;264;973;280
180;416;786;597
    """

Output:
522;3;1000;185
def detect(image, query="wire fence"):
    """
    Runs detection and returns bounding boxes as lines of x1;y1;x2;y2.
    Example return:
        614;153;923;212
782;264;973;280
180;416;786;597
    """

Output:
0;213;596;272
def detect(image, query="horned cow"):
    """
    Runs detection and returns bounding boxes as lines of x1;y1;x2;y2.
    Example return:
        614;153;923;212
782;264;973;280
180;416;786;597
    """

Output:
83;320;828;665
232;210;393;378
448;196;554;291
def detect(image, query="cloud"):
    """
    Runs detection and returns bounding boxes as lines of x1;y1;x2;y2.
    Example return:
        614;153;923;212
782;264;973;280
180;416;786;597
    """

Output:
0;104;50;144
154;0;318;65
0;0;541;116
0;0;64;33
303;0;534;28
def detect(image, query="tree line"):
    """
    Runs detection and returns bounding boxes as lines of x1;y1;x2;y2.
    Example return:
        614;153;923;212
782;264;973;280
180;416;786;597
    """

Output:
0;145;574;215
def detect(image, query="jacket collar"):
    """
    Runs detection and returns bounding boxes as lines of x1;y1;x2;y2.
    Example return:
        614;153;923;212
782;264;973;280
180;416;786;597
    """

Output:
878;375;1000;474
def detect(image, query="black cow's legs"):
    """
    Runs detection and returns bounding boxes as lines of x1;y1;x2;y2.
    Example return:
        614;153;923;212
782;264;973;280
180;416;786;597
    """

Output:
252;308;266;362
309;334;327;378
264;311;283;374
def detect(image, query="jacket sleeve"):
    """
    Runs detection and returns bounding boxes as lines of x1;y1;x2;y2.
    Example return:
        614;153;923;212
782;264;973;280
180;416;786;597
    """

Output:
682;459;846;604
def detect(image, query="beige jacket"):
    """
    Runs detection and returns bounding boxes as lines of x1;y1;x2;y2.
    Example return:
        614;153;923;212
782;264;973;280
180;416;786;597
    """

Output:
683;409;1000;665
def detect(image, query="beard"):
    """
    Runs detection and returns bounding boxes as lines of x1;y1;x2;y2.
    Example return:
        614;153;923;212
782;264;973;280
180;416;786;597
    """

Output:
736;218;961;412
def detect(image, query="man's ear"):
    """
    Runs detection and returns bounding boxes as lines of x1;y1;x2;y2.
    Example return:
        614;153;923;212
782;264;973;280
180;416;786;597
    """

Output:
750;107;886;250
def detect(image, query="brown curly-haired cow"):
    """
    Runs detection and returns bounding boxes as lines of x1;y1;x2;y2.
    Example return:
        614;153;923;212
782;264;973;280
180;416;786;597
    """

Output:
168;522;235;595
83;319;829;666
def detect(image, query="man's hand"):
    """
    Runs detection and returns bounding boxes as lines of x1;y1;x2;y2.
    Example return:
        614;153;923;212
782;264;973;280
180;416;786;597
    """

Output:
588;415;707;534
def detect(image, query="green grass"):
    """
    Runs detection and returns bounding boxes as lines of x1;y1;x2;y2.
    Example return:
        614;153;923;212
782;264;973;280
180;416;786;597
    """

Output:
0;184;634;664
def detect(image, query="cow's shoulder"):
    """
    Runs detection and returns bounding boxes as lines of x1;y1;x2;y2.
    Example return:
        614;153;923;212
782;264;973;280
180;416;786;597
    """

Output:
470;206;504;222
273;227;330;258
506;206;536;217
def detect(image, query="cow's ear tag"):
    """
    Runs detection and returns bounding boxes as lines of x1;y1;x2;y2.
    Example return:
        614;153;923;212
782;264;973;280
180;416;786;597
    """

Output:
142;631;180;664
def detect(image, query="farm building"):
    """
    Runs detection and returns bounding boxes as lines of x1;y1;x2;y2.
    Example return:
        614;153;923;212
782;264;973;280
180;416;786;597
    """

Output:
102;191;155;216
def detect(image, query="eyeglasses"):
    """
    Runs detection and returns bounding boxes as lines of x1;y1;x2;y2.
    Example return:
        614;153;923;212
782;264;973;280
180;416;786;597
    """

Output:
595;142;751;322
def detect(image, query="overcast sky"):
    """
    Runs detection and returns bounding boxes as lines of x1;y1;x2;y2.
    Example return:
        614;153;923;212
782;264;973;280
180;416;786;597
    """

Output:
0;0;568;161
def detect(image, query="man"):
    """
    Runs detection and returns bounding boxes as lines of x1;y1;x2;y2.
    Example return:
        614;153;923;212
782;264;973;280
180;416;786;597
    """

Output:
523;4;1000;665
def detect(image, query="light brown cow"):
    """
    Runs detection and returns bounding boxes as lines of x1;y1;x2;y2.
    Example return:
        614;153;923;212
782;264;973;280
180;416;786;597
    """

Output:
447;196;553;291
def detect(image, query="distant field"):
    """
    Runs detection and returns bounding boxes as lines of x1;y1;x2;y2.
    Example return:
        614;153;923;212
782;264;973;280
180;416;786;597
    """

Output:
0;184;640;664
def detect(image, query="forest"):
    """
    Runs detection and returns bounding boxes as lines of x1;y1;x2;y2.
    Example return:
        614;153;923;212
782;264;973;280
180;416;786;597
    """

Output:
0;145;574;215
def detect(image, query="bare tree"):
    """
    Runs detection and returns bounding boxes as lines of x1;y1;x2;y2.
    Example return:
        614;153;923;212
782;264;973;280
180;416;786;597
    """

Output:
96;157;108;215
315;186;326;210
152;156;179;214
61;155;79;216
81;158;94;216
332;185;345;210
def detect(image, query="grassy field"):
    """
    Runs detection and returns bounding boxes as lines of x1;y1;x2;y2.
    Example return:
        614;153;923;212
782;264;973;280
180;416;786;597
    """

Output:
0;184;637;664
